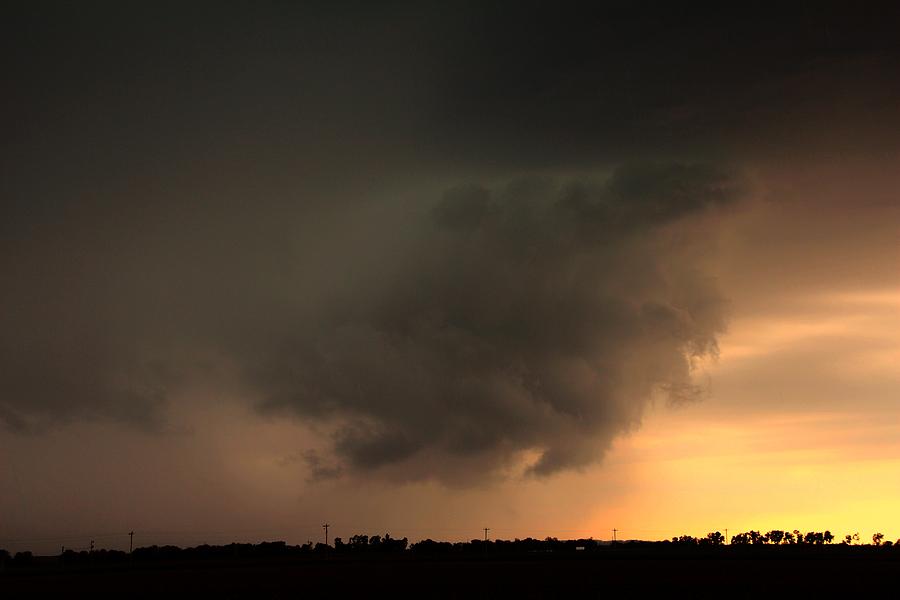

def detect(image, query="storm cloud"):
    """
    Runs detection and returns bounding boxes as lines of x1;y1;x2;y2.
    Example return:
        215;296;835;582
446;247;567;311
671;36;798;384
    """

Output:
0;159;744;483
3;1;892;492
247;163;744;481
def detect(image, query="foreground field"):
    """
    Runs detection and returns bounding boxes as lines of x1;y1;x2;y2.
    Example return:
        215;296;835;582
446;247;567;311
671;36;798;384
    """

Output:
3;552;899;598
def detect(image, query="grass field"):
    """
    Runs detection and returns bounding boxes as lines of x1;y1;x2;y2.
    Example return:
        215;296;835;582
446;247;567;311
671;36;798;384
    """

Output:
3;550;899;598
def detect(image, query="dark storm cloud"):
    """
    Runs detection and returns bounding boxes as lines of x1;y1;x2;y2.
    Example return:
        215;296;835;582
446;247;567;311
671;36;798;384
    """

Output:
0;238;175;432
421;2;900;167
0;2;892;481
250;163;744;480
4;2;898;186
0;154;743;481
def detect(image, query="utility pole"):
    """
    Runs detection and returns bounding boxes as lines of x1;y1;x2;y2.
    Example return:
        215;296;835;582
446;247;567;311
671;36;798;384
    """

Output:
483;527;490;542
612;529;617;543
129;531;134;554
725;528;728;545
323;523;330;546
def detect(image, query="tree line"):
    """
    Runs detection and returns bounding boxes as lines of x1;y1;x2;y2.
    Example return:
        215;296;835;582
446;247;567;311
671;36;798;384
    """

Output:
670;530;894;546
1;530;897;565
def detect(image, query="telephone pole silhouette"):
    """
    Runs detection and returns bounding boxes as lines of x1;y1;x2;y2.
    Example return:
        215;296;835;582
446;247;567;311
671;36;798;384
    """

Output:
725;528;728;545
323;523;330;546
129;531;134;554
612;529;617;543
483;528;490;542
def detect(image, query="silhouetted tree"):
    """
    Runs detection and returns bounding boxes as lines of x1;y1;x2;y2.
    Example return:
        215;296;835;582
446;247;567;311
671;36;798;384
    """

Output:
702;532;724;546
410;539;453;553
766;530;785;545
873;533;884;546
381;533;408;551
671;535;698;546
804;531;824;545
730;533;750;545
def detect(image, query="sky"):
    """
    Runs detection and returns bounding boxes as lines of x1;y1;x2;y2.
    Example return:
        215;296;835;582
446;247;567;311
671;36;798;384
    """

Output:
2;2;898;553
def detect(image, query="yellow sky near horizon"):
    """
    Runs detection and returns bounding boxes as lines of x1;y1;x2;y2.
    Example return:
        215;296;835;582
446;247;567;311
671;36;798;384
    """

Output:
581;282;900;543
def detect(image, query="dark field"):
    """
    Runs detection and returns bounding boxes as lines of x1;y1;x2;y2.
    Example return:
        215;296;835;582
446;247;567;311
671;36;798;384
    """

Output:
3;551;899;598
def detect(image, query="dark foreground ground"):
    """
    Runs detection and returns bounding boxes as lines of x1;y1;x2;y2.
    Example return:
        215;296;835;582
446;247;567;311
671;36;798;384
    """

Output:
3;551;899;599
